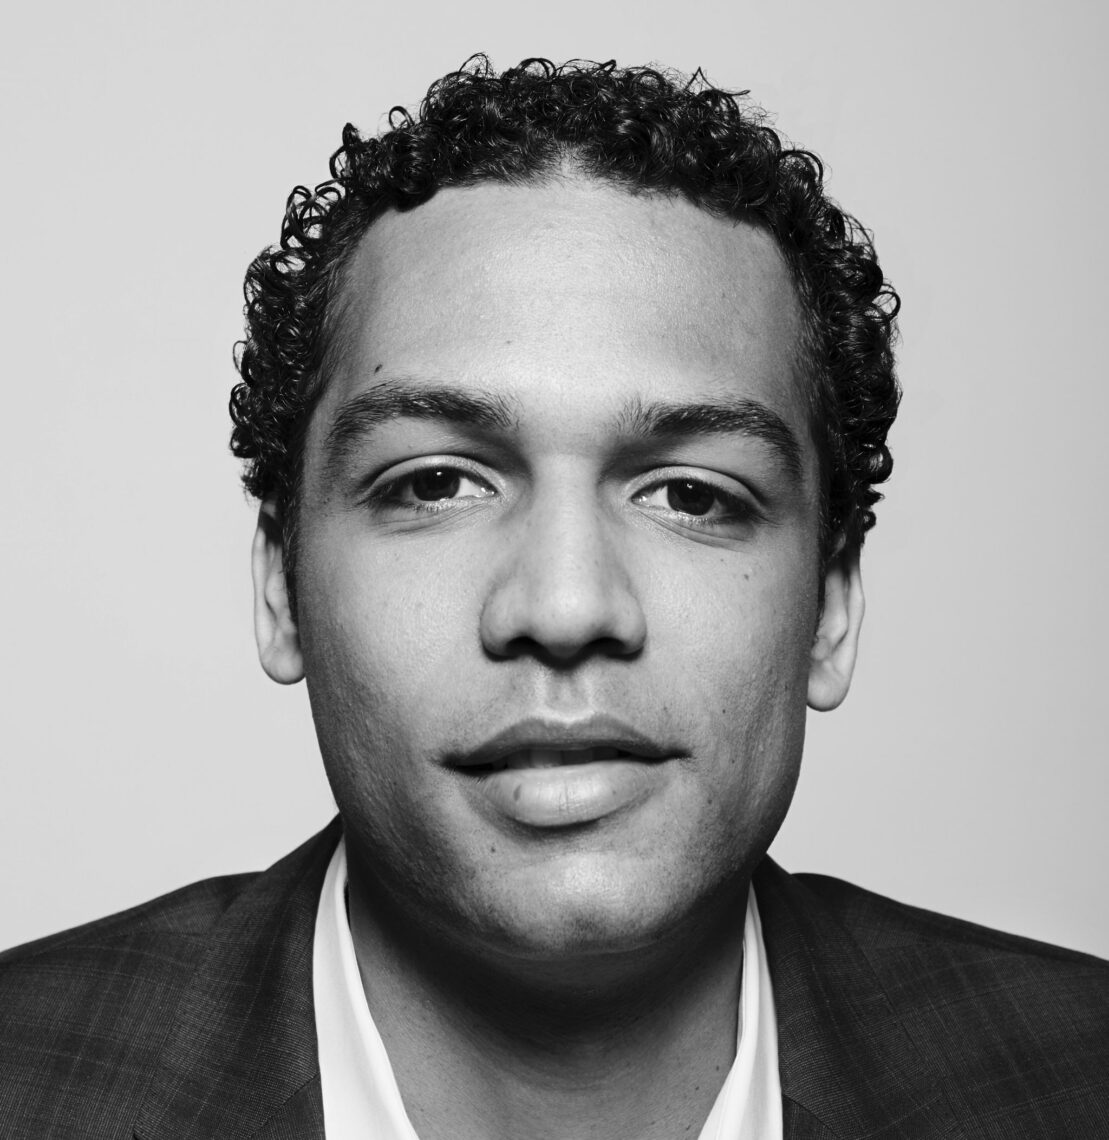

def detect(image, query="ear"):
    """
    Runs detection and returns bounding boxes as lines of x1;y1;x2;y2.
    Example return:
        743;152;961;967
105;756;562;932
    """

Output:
251;499;305;685
807;541;865;712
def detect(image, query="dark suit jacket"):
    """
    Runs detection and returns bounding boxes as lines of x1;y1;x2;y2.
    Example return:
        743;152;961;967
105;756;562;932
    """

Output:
2;820;1107;1138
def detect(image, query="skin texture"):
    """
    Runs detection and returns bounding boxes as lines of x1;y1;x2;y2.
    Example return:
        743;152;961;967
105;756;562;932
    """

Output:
253;175;865;1140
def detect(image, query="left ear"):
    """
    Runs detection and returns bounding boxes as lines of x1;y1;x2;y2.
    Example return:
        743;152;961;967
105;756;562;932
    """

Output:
807;541;865;711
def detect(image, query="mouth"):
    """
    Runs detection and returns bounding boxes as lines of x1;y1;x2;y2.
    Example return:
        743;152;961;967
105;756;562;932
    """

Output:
448;715;678;827
468;746;646;772
449;715;677;774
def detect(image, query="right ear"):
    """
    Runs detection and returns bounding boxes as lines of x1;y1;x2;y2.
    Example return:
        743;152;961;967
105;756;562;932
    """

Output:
251;499;305;684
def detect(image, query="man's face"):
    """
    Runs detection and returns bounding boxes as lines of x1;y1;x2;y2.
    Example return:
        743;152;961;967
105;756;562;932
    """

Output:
257;176;860;963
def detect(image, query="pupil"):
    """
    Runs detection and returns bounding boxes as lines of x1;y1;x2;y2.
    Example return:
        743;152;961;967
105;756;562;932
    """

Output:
412;468;461;501
667;480;715;516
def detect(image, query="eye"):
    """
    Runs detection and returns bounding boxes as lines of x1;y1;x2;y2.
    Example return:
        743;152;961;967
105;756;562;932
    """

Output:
368;462;496;514
411;467;467;501
632;475;756;529
661;479;717;516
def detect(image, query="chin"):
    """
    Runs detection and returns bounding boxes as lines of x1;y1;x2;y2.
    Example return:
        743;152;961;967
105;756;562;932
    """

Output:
458;854;706;966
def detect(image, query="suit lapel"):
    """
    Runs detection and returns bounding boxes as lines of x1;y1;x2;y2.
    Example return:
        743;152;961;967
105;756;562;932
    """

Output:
134;820;341;1140
754;858;964;1139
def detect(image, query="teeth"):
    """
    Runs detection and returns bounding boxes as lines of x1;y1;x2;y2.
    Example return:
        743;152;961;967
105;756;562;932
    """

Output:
495;747;626;770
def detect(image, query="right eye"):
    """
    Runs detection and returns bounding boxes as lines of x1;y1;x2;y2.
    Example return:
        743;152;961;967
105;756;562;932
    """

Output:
368;463;497;514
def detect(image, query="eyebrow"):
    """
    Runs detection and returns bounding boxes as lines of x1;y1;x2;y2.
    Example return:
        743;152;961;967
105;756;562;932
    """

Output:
322;380;518;482
322;378;804;483
618;395;804;478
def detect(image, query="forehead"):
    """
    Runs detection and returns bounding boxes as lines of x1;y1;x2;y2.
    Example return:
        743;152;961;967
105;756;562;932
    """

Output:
315;177;810;461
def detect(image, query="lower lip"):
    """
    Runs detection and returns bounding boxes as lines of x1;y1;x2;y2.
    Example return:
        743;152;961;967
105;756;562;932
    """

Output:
465;760;664;828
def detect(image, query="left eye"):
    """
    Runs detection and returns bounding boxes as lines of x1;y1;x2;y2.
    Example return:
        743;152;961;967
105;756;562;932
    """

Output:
661;479;717;516
633;478;750;523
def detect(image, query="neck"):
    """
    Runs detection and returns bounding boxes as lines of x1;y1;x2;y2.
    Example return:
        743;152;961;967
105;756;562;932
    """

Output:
346;860;749;1140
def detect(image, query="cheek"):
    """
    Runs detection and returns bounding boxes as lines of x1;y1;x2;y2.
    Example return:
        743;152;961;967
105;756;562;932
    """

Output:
648;549;815;805
651;546;818;696
302;538;464;690
296;535;496;799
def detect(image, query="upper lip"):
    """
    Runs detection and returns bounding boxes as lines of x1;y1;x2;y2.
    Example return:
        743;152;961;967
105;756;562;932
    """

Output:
449;714;678;769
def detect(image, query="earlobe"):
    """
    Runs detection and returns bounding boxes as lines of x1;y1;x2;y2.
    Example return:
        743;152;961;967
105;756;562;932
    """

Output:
807;542;865;712
251;499;305;685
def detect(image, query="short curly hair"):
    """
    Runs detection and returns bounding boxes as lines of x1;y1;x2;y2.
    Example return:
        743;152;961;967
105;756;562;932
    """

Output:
230;55;899;609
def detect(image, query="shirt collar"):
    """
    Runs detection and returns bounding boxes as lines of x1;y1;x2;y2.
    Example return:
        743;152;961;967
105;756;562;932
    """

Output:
313;837;781;1140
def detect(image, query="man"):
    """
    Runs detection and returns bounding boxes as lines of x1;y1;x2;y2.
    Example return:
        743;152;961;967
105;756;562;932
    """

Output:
1;56;1106;1139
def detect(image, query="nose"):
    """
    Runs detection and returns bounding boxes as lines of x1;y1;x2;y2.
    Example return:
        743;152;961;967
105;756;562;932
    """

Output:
479;489;647;664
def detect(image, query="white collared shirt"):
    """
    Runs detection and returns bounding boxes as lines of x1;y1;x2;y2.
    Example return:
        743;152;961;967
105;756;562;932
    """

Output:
313;839;782;1140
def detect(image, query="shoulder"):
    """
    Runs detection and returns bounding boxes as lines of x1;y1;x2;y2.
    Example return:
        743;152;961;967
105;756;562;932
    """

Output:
0;871;256;1133
792;867;1109;1036
0;869;257;984
0;822;339;1138
792;867;1109;988
765;864;1109;1133
1;870;255;960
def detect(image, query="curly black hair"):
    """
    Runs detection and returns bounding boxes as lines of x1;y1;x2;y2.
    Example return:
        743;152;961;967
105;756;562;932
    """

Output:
230;55;900;610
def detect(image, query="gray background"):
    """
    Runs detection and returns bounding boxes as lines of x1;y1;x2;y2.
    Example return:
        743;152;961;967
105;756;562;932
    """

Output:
2;0;1106;956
